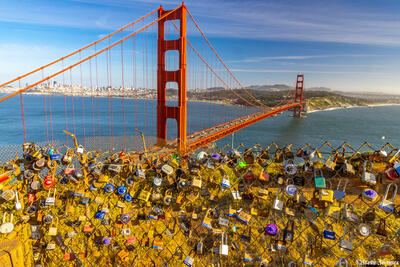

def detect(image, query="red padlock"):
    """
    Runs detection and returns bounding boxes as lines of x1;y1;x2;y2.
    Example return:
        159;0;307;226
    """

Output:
0;172;9;182
27;193;37;205
43;175;55;189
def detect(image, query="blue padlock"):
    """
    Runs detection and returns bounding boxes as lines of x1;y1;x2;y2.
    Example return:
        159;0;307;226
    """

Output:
124;193;133;202
50;154;61;160
323;223;336;240
117;186;127;195
104;183;115;193
95;211;105;220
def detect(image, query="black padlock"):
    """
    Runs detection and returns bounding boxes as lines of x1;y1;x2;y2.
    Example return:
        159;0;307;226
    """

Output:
283;220;295;242
294;176;305;186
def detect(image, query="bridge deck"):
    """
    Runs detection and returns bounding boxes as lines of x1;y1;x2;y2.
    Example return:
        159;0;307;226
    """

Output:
149;101;305;155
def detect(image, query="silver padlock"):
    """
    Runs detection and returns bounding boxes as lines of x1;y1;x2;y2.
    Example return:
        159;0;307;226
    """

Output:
273;188;284;210
219;216;229;226
343;203;358;222
14;190;22;211
220;231;229;256
379;183;398;213
361;160;376;185
0;212;14;234
336;257;348;267
183;253;195;267
121;228;131;236
339;226;354;252
45;188;56;206
30;224;42;240
357;223;370;237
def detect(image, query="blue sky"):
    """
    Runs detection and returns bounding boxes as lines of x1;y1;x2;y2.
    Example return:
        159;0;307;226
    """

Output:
0;0;399;93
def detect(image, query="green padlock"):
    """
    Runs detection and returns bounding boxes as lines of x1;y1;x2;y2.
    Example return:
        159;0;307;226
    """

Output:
313;168;326;188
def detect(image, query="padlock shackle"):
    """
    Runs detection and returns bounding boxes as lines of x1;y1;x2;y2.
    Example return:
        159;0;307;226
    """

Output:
383;183;398;202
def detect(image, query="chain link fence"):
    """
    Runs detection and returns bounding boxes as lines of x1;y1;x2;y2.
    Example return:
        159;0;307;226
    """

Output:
0;140;399;266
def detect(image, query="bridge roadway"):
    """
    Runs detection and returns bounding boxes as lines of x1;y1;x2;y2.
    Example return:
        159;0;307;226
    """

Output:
148;101;306;156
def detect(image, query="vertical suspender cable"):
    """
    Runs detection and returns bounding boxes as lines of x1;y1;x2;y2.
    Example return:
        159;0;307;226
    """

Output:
121;36;126;151
19;80;27;143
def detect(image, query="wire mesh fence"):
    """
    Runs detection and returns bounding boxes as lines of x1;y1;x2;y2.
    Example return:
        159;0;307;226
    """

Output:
0;140;399;266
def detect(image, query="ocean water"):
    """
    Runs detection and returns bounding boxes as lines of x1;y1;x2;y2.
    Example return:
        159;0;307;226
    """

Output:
1;94;400;149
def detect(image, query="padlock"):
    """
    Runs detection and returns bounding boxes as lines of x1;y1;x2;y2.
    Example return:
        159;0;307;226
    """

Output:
108;164;122;173
1;190;15;202
33;157;46;171
138;185;152;202
273;188;284;210
357;223;370;237
220;175;230;189
284;198;296;216
324;154;337;170
220;231;229;255
376;218;387;236
196;239;203;254
161;164;174;175
339;225;354;252
283;220;294;242
377;244;391;256
378;183;397;213
236;209;251;224
46;243;56;250
64;163;75;175
323;223;335;240
201;209;213;229
295;189;307;205
14;190;22;211
304;206;318;221
343;160;355;175
126;236;137;245
48;218;58;236
343;203;358;222
104;182;115;193
240;227;251;243
242;248;253;262
319;181;334;203
83;223;94;233
0;212;14;234
183;252;195;267
117;185;127;195
259;168;270;182
284;159;297;175
135;164;146;178
362;188;378;201
219;215;229;226
313;168;326;188
265;223;278;236
293;175;305;187
45;188;56;206
152;234;164;250
302;246;314;266
30;224;41;240
310;190;326;209
285;178;298;196
334;178;348;200
336;257;348;267
43;175;55;189
176;192;185;204
362;160;376;185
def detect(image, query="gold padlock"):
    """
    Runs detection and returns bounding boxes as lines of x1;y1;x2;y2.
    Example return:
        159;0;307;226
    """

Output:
48;218;58;236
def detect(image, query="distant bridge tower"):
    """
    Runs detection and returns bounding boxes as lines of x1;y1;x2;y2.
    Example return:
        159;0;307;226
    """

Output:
157;4;187;151
293;74;304;117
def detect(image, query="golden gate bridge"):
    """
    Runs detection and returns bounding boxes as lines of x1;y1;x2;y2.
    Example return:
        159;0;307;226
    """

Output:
0;3;305;153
